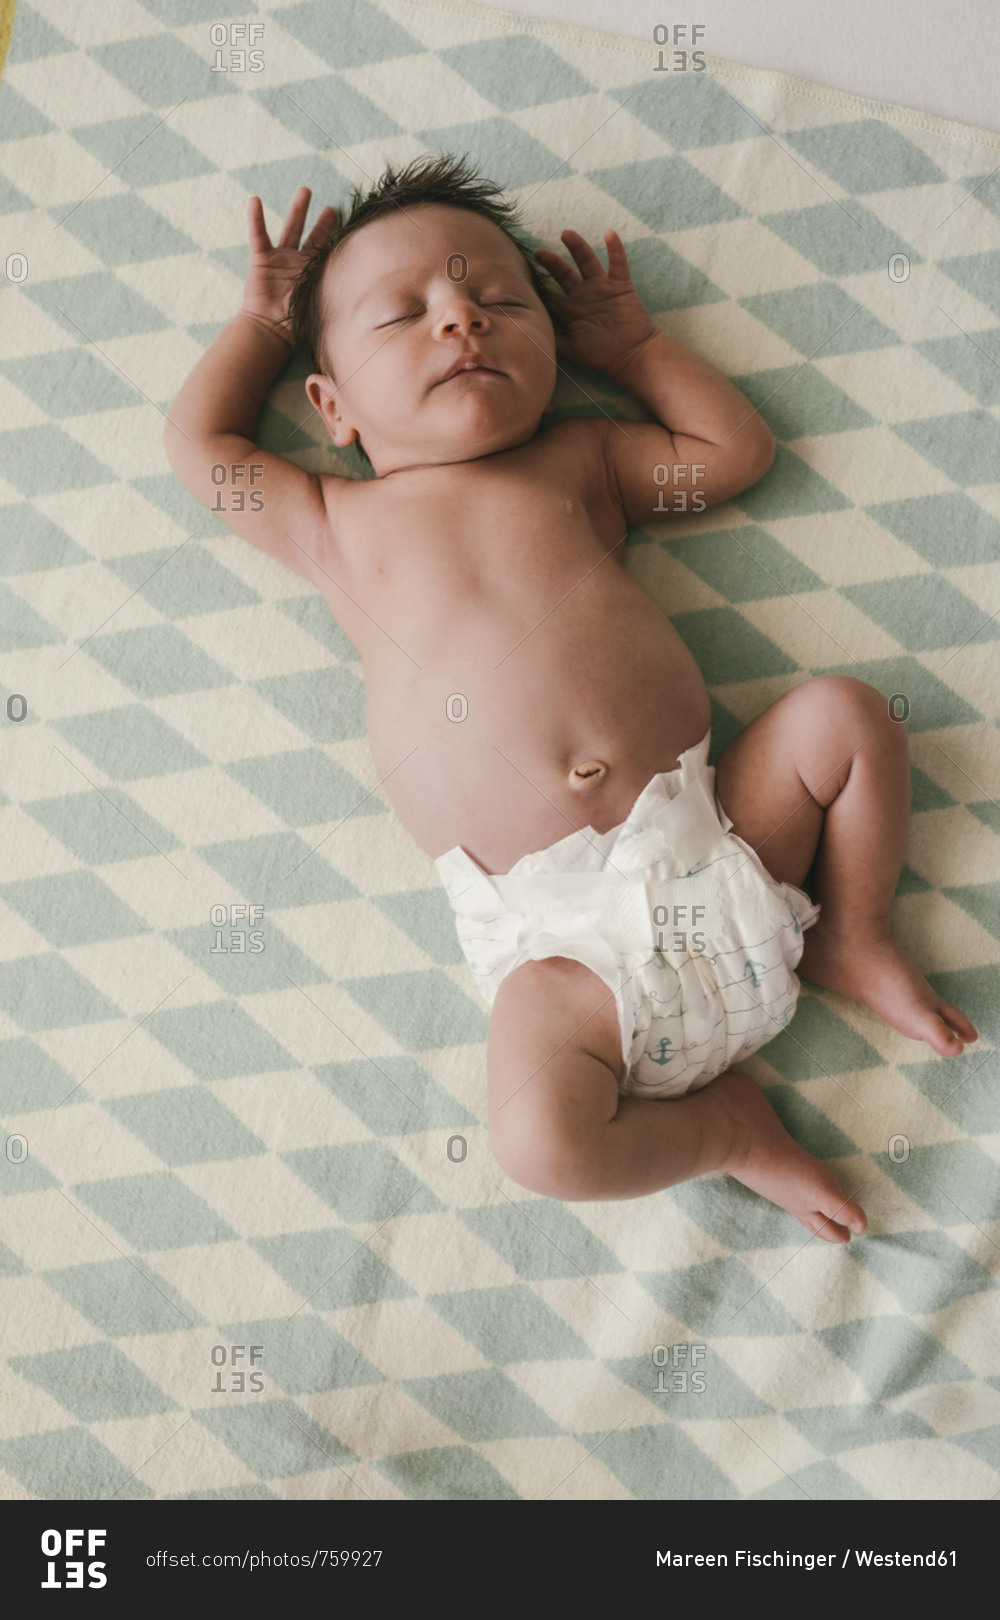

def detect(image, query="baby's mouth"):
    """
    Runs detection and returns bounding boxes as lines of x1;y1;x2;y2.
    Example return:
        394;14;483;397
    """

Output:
436;357;505;384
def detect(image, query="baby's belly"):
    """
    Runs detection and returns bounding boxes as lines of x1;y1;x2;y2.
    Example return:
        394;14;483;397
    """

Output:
360;581;712;873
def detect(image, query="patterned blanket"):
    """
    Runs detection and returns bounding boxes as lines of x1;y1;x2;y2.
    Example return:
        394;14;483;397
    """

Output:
0;0;997;1500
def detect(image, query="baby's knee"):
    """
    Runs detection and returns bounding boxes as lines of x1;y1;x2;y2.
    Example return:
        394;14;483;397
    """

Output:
801;674;907;746
490;1110;601;1202
487;965;624;1199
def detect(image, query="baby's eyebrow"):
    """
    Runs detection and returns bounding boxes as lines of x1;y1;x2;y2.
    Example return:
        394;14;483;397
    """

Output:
346;285;395;316
345;258;518;317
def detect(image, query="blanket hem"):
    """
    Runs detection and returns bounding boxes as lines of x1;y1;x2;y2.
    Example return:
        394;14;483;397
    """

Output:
391;0;1000;151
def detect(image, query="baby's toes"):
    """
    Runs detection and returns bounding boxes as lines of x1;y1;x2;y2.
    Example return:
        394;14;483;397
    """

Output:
927;1007;969;1055
940;1003;979;1043
804;1191;866;1244
800;1212;848;1243
808;1211;854;1244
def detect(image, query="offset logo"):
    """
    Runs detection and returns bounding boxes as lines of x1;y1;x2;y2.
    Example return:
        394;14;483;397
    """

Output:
41;1529;107;1589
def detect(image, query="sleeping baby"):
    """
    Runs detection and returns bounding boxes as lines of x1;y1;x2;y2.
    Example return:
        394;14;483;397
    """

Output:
163;153;978;1245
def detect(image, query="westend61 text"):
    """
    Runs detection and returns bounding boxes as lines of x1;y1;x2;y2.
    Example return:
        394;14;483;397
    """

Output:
656;1548;958;1569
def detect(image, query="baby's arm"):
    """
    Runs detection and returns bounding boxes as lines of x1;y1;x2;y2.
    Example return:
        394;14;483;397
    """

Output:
604;324;775;520
162;188;338;590
536;228;775;521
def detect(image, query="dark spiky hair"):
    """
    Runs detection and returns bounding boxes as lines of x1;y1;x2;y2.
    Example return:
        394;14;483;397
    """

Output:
284;152;557;464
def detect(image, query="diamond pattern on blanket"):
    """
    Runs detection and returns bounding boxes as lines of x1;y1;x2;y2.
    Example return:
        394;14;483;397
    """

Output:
817;1318;974;1399
375;1444;519;1499
250;1227;414;1310
784;119;949;193
11;1341;182;1422
401;1369;561;1441
0;1427;154;1501
1;0;998;1505
43;1256;199;1338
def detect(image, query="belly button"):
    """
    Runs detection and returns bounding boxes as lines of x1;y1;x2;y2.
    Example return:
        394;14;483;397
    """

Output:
569;759;608;788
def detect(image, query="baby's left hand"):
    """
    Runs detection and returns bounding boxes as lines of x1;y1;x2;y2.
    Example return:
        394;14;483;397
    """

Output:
535;229;659;377
243;185;337;333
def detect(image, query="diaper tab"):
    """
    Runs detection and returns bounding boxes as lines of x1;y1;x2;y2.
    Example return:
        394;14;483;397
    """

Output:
613;770;726;877
490;869;730;959
484;765;736;960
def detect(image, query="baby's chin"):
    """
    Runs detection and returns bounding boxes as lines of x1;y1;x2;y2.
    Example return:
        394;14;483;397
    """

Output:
430;405;545;460
365;401;547;471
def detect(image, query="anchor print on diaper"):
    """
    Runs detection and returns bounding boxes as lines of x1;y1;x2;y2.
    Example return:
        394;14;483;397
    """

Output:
785;901;801;935
743;958;767;989
646;1036;676;1066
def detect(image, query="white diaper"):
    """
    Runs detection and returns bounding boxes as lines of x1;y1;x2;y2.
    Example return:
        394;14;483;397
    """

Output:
434;729;821;1097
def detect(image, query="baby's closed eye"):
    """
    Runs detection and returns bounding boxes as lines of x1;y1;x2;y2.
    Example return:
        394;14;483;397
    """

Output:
376;299;525;327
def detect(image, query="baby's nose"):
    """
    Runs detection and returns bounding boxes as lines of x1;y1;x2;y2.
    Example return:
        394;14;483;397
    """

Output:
437;301;489;334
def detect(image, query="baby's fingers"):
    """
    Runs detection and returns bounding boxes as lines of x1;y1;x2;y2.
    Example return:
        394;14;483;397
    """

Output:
247;195;273;255
603;228;634;281
304;205;338;252
277;185;313;248
534;246;579;292
559;227;606;280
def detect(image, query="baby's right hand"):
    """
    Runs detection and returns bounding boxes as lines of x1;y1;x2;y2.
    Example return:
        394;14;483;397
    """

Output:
242;186;336;334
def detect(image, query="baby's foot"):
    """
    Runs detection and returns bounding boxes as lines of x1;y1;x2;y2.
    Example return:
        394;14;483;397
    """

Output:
712;1071;867;1243
799;920;979;1058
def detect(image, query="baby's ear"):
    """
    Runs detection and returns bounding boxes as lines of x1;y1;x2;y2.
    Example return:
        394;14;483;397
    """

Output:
305;373;357;448
304;373;330;414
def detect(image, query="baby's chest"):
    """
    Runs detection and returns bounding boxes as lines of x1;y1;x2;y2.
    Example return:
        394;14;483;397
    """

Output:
353;475;610;587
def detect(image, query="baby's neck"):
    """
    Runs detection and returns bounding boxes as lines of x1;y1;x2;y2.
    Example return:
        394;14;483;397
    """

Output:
377;460;448;478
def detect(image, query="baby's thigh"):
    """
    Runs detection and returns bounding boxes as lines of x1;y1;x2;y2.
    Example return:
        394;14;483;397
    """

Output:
486;957;624;1194
713;674;886;888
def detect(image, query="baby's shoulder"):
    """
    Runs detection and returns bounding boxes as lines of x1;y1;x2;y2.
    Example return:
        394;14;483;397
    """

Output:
537;415;610;461
534;415;617;504
532;414;611;476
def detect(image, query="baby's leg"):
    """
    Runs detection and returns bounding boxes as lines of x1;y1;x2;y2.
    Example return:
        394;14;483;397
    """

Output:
487;956;867;1241
714;674;978;1056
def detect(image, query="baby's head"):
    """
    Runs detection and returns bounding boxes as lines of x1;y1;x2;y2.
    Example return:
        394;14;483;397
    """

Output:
288;153;559;477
